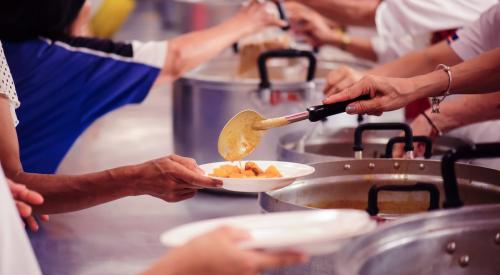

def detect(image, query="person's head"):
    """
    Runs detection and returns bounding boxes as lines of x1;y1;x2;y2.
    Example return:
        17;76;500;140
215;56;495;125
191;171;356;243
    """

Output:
0;0;87;40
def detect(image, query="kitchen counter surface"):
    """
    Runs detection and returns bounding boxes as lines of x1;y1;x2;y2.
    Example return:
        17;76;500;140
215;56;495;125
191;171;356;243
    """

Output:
31;192;261;275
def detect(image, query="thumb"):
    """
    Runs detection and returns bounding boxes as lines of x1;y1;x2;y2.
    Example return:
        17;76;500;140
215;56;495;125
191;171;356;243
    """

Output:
345;98;380;115
170;162;222;188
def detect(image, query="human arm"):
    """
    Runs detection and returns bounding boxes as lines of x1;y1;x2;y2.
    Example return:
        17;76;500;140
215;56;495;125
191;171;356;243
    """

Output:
393;92;500;157
286;2;377;61
160;0;286;82
141;227;306;275
0;97;221;214
287;0;380;26
7;178;49;232
323;47;500;115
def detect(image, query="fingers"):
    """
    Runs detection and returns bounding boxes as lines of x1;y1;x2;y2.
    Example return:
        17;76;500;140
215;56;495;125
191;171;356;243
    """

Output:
169;155;204;175
172;190;197;202
40;214;50;222
16;200;32;218
323;84;366;105
9;181;44;206
345;98;381;115
25;216;40;232
169;161;222;188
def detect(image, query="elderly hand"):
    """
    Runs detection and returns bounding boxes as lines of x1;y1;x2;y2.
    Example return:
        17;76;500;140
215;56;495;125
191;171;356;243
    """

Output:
286;2;341;47
143;226;306;275
7;179;49;232
236;0;288;34
134;155;221;202
323;75;417;116
324;66;364;97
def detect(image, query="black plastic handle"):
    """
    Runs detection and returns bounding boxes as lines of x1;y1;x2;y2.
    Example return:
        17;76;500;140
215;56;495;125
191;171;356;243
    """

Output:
258;49;317;89
354;123;414;153
442;143;500;209
307;94;371;122
275;0;291;30
366;183;440;216
385;136;433;159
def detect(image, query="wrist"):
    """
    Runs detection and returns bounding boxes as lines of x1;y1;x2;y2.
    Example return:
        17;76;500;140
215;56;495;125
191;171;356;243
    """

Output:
107;164;144;197
411;70;450;99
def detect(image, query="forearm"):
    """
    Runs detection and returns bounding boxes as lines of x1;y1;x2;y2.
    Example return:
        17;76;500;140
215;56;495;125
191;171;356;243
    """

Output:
411;48;500;98
369;42;462;77
293;0;379;26
427;92;500;133
162;15;254;81
9;166;137;214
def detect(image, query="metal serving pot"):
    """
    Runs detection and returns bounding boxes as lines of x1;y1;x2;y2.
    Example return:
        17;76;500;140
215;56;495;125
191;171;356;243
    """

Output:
278;124;468;163
263;143;500;275
173;49;369;163
335;203;500;275
260;130;500;219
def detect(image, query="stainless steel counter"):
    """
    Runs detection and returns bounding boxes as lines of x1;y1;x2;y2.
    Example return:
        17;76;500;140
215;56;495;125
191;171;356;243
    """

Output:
31;192;261;275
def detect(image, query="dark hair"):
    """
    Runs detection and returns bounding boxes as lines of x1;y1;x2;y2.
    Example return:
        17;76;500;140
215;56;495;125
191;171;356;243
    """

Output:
0;0;86;41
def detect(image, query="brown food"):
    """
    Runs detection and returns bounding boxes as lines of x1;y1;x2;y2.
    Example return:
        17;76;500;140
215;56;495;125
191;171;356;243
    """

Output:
237;35;290;78
210;162;283;178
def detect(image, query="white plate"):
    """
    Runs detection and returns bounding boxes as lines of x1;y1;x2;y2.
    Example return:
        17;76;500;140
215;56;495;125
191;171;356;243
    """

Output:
200;161;315;192
160;210;376;255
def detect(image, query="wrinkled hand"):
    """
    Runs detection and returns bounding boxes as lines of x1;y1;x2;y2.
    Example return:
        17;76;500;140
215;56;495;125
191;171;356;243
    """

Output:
286;2;340;46
7;179;49;232
323;75;416;116
324;66;364;96
136;155;222;202
393;111;438;158
145;227;306;275
236;0;287;34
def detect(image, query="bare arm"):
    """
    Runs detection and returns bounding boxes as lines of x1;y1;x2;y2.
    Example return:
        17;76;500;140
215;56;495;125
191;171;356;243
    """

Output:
160;1;285;82
0;98;221;214
288;0;380;26
369;42;463;77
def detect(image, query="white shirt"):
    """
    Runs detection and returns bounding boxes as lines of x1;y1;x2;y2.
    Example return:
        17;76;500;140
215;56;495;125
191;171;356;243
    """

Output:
449;3;500;61
371;0;497;63
0;41;19;127
0;167;42;275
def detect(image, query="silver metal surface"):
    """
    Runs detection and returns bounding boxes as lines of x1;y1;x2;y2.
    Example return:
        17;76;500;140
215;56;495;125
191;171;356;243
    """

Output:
278;128;468;164
334;204;500;275
173;55;351;163
285;111;310;124
259;159;500;214
31;193;262;275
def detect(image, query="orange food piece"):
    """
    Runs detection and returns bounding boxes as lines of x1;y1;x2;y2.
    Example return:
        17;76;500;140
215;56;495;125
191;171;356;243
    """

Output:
210;163;283;179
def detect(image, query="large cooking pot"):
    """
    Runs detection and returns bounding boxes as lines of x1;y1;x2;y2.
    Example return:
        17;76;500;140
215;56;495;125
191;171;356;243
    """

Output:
260;131;500;219
335;204;500;275
263;143;500;275
278;124;468;163
173;49;369;163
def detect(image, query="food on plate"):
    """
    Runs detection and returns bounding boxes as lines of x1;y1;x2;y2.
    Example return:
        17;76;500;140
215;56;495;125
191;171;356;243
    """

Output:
238;35;290;77
210;162;283;178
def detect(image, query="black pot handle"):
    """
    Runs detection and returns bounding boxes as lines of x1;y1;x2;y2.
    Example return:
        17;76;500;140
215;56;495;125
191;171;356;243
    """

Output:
306;95;371;122
385;136;433;159
442;143;500;209
366;183;440;216
258;49;317;90
353;123;414;159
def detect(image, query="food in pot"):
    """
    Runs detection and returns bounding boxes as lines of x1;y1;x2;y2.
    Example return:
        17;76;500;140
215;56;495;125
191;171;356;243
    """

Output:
238;35;290;77
210;162;283;178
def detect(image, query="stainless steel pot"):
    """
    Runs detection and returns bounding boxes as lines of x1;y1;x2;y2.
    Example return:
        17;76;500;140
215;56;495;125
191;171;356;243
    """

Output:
173;49;369;163
260;138;500;218
335;204;500;275
278;126;468;164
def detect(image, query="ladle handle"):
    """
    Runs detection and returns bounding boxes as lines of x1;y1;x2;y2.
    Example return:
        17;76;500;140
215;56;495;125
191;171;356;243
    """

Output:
366;183;440;216
258;49;317;89
442;143;500;209
385;136;433;159
353;123;414;158
306;94;371;122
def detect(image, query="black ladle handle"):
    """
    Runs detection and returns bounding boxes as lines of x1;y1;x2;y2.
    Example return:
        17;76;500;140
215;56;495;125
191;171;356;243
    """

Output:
385;136;433;159
442;143;500;209
307;94;371;122
366;183;440;216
